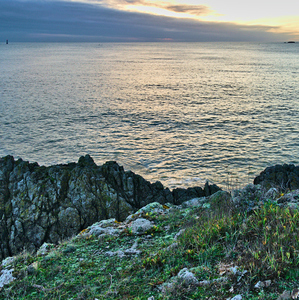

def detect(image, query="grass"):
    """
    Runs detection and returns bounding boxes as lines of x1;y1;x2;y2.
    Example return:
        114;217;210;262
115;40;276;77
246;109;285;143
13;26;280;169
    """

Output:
1;189;299;299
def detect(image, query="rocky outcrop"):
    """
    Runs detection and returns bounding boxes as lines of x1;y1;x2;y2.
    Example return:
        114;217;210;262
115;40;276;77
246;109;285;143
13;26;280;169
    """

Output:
254;164;299;191
0;155;220;260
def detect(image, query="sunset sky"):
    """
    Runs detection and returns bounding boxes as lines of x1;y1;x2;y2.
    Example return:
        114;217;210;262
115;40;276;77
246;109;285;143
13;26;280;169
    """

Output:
1;0;298;42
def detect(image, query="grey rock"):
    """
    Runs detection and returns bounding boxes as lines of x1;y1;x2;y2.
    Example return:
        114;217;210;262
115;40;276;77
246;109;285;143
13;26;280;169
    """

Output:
37;243;54;256
172;182;221;205
177;268;199;286
158;268;199;295
254;280;271;289
254;164;299;191
231;295;242;300
105;240;140;257
88;224;119;237
181;197;207;208
97;218;117;227
0;268;15;288
105;251;125;258
198;280;211;286
124;248;141;255
166;242;179;251
124;240;141;255
174;229;186;240
130;218;153;235
277;190;299;207
265;188;279;200
125;202;167;223
58;207;81;238
0;155;221;260
277;290;292;300
1;257;15;268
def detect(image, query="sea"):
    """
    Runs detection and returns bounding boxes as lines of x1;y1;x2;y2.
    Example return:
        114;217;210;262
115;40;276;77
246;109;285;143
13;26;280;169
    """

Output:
1;42;299;190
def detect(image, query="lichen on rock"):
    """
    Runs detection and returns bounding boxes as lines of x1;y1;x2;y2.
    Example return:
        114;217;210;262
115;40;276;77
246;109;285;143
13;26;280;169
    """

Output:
0;155;221;261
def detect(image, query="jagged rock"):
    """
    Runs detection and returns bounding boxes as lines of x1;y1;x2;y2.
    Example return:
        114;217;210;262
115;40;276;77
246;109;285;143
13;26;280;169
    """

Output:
0;155;221;261
172;181;221;205
254;164;299;191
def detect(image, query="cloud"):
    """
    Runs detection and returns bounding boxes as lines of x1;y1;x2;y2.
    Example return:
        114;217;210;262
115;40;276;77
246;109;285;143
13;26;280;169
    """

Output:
165;4;211;16
0;0;290;42
115;0;212;16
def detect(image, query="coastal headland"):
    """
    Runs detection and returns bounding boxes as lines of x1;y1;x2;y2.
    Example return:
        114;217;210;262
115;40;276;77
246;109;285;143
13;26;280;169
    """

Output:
1;155;299;299
0;155;220;261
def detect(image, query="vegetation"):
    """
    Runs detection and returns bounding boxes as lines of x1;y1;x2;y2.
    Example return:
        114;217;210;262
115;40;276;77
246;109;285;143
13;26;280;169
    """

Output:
1;188;299;299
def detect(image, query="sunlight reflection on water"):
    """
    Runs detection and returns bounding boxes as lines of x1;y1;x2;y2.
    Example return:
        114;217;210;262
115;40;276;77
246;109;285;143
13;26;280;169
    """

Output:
1;42;299;189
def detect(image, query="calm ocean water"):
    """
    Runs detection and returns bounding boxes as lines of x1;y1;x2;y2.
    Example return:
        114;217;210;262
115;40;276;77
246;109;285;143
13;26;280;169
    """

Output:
1;42;299;189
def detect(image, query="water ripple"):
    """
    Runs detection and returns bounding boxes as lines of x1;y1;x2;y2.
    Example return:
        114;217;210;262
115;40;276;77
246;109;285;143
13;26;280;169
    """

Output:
1;42;299;189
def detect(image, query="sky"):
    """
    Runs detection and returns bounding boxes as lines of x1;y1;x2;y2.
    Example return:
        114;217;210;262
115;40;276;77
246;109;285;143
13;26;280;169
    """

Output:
0;0;298;42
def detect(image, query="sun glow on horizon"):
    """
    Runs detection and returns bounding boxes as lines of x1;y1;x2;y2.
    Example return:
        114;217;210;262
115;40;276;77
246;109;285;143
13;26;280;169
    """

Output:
71;0;299;38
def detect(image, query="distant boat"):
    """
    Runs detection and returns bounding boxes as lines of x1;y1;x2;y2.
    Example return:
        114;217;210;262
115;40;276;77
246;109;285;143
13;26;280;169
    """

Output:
287;41;295;43
6;39;8;44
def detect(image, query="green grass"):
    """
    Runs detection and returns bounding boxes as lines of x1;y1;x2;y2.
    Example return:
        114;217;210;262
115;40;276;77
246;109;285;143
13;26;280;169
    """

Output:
1;193;299;299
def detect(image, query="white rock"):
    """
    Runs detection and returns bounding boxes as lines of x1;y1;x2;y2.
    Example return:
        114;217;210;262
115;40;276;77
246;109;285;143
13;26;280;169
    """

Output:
124;248;141;255
177;268;199;286
198;280;211;286
0;269;15;288
254;280;271;289
105;250;125;258
89;225;119;237
231;295;242;300
1;256;15;268
136;202;165;214
130;218;153;235
124;240;141;255
230;266;239;275
37;243;54;256
265;188;279;200
181;197;206;208
173;229;186;240
98;218;117;227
